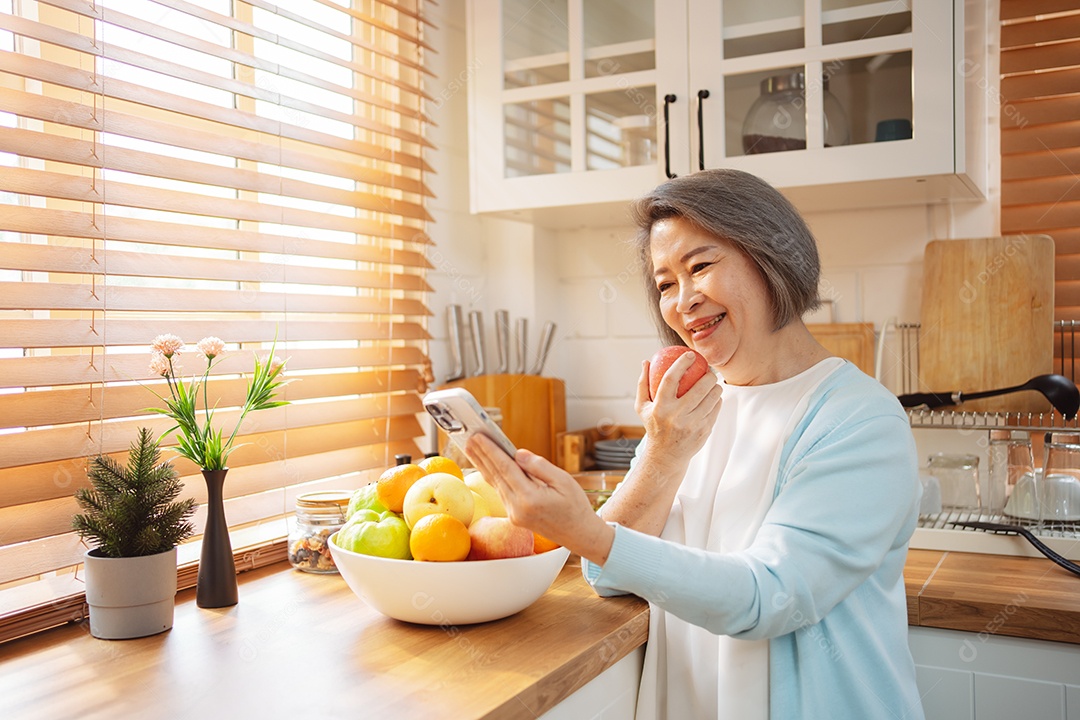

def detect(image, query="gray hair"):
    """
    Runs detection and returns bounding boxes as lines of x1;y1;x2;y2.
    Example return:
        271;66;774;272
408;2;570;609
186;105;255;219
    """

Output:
631;169;821;345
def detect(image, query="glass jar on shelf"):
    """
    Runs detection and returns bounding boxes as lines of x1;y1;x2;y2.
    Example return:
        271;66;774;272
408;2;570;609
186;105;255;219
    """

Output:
741;71;850;154
288;490;351;574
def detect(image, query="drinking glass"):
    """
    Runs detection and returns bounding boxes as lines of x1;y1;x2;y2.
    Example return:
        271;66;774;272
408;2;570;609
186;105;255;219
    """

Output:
987;430;1033;517
1040;435;1080;526
927;453;980;513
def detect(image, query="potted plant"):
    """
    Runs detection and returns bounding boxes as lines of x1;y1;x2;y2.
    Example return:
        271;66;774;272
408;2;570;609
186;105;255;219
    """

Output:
72;427;196;640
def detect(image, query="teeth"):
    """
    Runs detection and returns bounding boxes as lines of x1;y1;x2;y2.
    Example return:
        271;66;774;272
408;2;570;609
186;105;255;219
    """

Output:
691;314;724;334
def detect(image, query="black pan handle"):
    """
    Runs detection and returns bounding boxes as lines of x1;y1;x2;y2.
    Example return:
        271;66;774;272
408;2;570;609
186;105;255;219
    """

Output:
663;93;676;179
897;391;955;409
696;89;710;171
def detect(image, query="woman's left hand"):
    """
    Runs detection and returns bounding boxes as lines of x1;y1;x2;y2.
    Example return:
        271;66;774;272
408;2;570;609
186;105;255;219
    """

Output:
465;434;616;566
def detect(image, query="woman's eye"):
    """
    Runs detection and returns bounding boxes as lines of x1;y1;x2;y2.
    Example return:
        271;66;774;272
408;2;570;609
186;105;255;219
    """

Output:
691;262;711;274
657;282;673;293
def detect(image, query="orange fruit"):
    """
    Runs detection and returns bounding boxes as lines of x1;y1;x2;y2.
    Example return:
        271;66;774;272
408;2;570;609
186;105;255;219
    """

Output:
533;532;561;554
410;513;471;562
376;463;427;513
418;455;464;480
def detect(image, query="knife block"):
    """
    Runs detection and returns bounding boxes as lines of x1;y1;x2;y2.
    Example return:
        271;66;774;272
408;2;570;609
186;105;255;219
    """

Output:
437;374;566;463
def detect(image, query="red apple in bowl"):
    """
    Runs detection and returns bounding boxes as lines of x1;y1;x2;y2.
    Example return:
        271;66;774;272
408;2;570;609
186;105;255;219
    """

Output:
648;346;710;400
467;517;534;560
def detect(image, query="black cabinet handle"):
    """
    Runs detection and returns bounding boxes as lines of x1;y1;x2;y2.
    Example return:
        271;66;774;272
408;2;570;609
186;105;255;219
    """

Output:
663;93;676;179
696;89;710;171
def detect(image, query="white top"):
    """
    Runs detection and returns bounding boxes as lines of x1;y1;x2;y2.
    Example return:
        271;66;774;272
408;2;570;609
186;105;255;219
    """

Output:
637;357;845;719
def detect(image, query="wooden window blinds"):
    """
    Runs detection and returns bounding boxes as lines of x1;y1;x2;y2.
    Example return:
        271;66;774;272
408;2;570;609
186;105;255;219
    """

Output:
1000;0;1080;321
0;0;434;642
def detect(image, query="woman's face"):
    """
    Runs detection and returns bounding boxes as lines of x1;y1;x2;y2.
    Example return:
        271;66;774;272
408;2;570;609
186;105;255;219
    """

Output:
650;216;775;376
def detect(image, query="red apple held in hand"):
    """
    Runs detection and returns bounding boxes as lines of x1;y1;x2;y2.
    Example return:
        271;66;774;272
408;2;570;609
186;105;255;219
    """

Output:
467;517;534;560
648;346;710;400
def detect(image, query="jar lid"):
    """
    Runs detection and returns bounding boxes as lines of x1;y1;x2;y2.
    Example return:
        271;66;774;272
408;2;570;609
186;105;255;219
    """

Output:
759;71;830;94
296;490;352;509
761;71;804;94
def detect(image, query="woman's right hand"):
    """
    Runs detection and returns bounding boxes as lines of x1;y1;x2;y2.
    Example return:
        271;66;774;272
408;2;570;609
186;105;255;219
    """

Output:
464;434;616;566
635;352;723;473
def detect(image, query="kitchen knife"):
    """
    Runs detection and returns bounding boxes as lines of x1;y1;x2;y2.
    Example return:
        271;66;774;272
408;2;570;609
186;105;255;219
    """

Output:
494;309;510;374
531;321;556;375
469;310;487;376
515;318;528;374
445;305;465;382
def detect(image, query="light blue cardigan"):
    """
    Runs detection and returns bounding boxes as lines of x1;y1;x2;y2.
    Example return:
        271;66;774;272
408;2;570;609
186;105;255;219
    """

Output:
584;362;925;719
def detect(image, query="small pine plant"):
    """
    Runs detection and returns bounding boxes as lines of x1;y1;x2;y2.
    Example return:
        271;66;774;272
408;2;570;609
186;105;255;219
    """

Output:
72;427;197;558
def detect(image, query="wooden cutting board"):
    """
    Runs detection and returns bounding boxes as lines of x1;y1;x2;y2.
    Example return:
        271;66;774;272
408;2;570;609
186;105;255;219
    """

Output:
807;323;876;376
919;235;1055;414
438;374;566;462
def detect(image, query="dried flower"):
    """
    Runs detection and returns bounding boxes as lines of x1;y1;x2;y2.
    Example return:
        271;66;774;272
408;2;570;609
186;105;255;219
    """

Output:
262;354;284;374
144;335;291;470
151;334;184;358
149;352;170;377
196;336;225;361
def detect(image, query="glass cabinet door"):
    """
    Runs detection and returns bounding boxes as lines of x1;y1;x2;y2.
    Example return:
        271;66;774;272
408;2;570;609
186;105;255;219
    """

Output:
689;0;949;190
492;0;658;179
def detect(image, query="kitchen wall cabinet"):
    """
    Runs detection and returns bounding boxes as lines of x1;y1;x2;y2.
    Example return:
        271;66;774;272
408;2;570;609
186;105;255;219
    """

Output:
466;0;988;223
909;626;1080;720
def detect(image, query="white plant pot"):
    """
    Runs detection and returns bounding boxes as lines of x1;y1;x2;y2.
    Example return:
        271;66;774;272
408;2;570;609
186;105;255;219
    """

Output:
83;546;178;640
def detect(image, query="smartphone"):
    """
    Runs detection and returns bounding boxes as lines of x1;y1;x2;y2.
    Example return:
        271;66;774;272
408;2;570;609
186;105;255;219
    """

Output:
423;388;518;458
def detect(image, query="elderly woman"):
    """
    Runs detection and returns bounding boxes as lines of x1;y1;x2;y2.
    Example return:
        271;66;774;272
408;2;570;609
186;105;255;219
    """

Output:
466;169;924;720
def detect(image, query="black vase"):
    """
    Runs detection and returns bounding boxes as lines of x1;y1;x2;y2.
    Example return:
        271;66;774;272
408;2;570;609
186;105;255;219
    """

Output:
197;468;238;608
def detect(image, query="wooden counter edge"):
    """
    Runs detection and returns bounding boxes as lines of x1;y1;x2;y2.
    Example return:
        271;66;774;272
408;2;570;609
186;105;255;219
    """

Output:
482;608;650;720
905;549;1080;645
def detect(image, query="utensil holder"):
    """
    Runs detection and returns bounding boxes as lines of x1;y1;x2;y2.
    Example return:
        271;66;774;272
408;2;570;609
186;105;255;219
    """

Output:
437;374;566;463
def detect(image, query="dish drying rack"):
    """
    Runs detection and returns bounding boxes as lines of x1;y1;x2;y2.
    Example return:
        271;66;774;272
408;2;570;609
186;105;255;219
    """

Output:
884;320;1080;559
886;320;1080;432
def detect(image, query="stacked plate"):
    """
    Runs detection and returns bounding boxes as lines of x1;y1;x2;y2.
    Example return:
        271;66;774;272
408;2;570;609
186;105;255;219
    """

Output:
591;438;640;470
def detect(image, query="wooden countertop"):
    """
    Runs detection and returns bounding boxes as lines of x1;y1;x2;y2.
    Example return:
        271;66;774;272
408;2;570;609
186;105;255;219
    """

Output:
3;549;1078;720
0;558;648;720
905;549;1080;645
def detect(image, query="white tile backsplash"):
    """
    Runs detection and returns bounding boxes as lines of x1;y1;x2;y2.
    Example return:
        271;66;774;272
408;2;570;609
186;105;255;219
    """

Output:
558;280;609;339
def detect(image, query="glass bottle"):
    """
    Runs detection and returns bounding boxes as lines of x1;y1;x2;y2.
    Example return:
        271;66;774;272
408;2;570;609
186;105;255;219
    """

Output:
987;430;1033;517
741;71;850;154
288;490;351;574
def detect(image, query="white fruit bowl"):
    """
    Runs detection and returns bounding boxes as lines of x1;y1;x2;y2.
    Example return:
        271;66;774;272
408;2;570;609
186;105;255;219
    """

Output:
328;533;570;625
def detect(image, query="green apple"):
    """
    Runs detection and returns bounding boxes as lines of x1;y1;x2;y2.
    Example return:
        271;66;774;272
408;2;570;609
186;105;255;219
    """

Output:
336;512;411;559
464;470;507;517
402;472;474;529
346;483;389;521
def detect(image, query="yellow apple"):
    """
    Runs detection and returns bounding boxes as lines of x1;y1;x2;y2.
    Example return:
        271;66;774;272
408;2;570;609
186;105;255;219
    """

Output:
464;470;507;518
470;490;492;526
403;472;475;529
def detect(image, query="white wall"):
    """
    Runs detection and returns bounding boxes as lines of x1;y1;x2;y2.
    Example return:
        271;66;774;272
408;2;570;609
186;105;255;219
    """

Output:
425;0;1003;448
